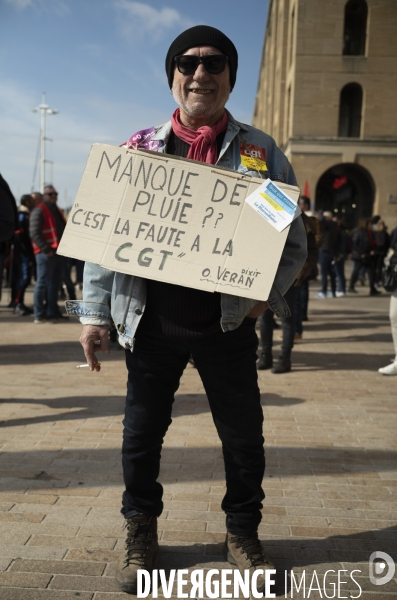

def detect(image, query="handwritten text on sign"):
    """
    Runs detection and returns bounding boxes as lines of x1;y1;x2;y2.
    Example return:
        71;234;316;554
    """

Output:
57;144;299;300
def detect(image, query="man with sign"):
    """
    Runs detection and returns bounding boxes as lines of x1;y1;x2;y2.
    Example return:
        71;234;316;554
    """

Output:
74;26;307;594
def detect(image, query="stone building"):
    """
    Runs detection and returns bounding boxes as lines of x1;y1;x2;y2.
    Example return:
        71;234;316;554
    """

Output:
253;0;397;229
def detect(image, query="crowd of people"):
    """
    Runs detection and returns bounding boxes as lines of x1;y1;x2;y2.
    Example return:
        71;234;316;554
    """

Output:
256;196;397;376
1;179;396;378
0;181;83;323
311;210;392;299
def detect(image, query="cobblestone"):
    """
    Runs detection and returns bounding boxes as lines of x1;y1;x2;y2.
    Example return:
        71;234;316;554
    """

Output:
0;285;396;598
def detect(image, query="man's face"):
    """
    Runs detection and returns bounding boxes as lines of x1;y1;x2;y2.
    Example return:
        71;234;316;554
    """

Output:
43;187;58;204
172;46;231;124
31;193;42;206
299;198;309;212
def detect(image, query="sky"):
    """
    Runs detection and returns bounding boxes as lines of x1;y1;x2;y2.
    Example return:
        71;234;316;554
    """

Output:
0;0;269;209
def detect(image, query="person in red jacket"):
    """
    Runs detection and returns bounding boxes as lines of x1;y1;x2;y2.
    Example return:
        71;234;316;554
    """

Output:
29;185;68;323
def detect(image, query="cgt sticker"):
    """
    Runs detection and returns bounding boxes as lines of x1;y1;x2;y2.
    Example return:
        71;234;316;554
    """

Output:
240;143;268;171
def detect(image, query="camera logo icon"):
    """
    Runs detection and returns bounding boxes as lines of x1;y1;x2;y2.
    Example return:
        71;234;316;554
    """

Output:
369;551;395;586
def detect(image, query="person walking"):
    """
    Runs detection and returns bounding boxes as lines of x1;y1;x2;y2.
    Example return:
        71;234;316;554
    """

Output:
349;218;379;295
29;185;68;323
333;218;351;297
69;25;307;595
315;211;338;298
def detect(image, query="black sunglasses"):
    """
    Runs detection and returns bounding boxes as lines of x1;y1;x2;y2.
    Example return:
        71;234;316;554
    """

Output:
174;54;228;75
46;192;58;197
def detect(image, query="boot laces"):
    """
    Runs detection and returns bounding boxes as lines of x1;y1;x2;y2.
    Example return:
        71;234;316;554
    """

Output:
230;534;270;568
123;517;153;567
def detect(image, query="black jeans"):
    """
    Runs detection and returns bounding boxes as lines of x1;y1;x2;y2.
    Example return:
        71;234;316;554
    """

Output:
334;258;346;293
350;258;376;292
300;279;309;320
122;318;264;536
294;285;303;335
260;285;299;358
319;251;336;295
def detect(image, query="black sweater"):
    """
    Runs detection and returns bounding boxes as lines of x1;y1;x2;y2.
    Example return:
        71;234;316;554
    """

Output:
138;131;225;340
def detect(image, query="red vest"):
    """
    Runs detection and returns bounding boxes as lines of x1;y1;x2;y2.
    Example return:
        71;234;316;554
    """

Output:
32;203;65;255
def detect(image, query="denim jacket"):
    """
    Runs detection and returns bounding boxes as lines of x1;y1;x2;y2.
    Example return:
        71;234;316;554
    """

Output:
66;113;307;350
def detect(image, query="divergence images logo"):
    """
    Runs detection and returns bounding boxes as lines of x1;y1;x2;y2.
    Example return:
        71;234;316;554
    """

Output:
369;552;395;586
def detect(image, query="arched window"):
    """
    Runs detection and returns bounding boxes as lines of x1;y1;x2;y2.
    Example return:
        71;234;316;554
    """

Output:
338;83;363;137
343;0;368;55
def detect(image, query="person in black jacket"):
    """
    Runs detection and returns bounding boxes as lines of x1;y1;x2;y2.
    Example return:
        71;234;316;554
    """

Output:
315;211;338;298
333;217;352;297
349;218;379;295
0;174;18;301
0;174;17;243
10;194;36;315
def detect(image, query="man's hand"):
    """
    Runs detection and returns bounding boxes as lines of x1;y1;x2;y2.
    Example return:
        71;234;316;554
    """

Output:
247;301;268;318
79;325;110;372
296;268;304;282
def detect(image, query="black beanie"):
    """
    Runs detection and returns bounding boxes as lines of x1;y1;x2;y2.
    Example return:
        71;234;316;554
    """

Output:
165;25;238;90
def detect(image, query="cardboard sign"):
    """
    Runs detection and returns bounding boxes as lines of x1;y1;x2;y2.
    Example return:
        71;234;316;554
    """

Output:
57;144;300;301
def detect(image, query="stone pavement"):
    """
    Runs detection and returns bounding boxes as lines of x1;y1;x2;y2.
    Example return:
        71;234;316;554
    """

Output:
0;282;396;599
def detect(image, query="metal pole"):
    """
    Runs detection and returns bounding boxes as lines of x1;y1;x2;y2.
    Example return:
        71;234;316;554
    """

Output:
40;92;46;192
31;130;41;192
31;94;59;192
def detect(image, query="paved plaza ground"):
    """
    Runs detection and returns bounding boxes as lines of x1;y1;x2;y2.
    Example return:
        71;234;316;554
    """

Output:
0;281;396;599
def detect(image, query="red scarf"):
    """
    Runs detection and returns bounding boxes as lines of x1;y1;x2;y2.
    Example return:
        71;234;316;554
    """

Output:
171;108;229;164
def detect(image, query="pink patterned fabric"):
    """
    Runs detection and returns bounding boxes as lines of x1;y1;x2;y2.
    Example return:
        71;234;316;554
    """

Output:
121;127;161;151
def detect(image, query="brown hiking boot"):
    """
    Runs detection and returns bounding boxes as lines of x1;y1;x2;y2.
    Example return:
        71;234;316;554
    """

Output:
115;514;159;594
225;532;275;593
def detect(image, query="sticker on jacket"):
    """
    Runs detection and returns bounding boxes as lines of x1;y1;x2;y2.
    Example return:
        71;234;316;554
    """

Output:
245;179;301;232
240;143;268;171
121;127;162;152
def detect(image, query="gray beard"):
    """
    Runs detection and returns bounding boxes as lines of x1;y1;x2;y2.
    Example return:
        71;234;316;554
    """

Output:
171;88;229;117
